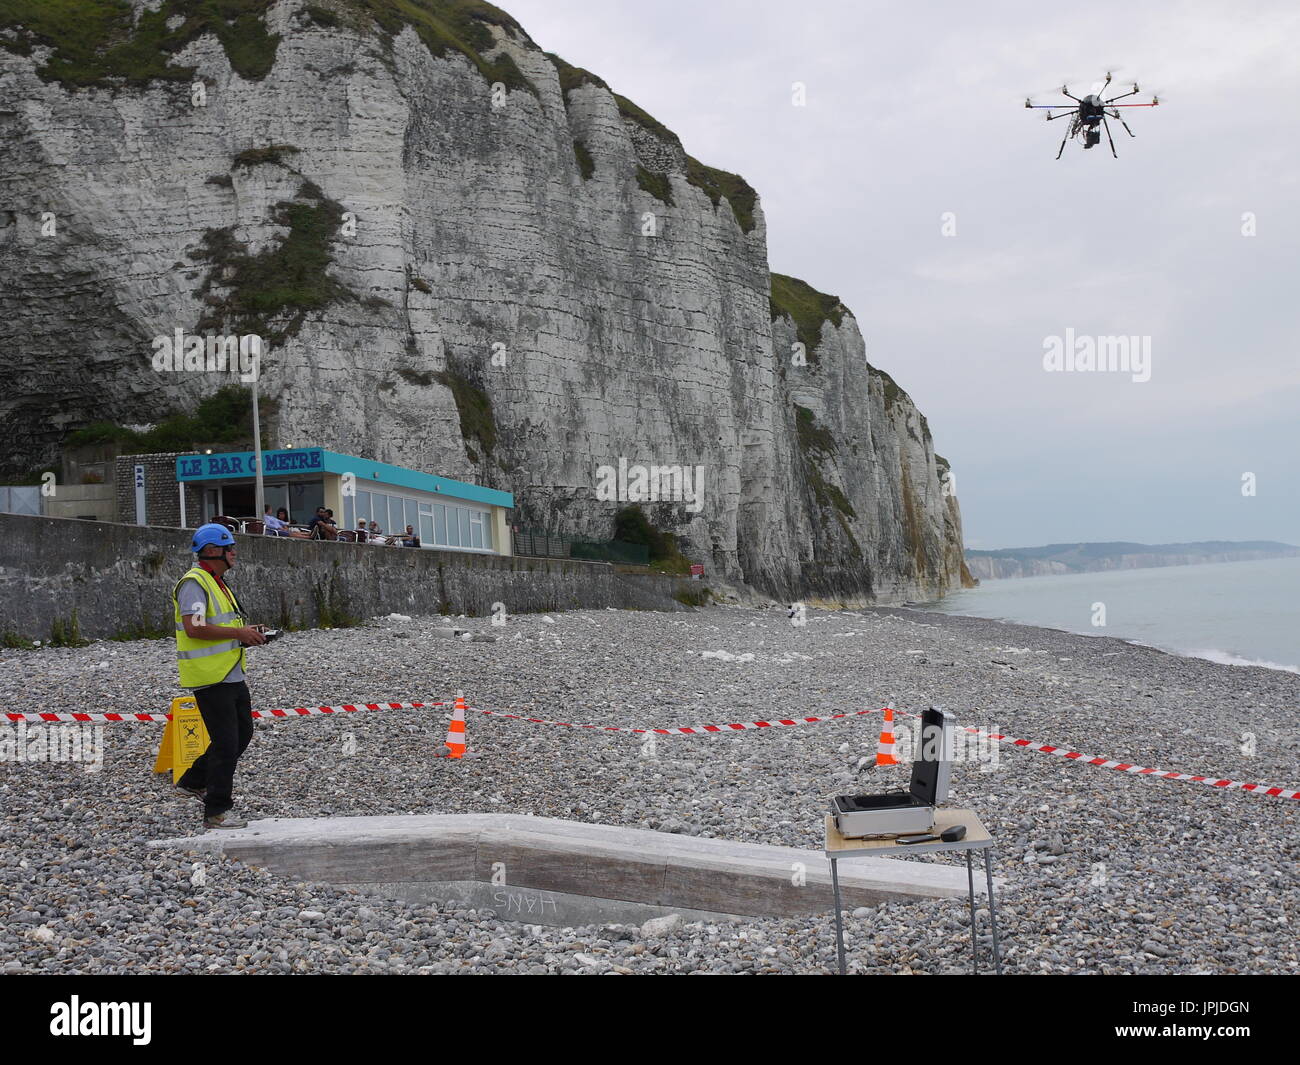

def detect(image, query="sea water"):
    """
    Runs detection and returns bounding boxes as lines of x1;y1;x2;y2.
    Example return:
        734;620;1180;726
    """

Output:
927;555;1300;673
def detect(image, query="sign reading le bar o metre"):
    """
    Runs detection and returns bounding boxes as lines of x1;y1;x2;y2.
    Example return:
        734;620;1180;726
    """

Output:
177;450;324;479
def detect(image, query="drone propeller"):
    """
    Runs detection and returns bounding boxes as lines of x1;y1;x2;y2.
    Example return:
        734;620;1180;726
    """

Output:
1110;90;1163;107
1022;84;1078;110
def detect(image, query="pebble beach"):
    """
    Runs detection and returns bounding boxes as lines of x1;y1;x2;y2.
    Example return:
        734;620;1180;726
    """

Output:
1;604;1296;975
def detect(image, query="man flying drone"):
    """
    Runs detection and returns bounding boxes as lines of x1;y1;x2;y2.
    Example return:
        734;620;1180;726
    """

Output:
1025;72;1160;158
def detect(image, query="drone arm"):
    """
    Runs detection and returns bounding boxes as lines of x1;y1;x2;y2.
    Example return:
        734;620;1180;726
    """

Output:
1045;108;1078;121
1109;109;1136;137
1104;87;1139;103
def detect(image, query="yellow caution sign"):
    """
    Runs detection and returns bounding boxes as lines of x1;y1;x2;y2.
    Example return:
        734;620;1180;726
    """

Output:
153;696;210;782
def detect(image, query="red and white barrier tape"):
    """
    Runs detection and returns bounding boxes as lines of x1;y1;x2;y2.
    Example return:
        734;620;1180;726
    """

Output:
1;700;446;724
6;699;1295;801
879;708;1298;801
960;725;1300;801
475;707;882;734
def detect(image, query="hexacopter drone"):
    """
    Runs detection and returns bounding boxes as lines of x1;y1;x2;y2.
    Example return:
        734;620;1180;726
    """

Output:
1025;72;1160;158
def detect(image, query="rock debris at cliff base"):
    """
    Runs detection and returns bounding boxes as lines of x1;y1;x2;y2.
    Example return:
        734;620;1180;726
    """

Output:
2;606;1295;974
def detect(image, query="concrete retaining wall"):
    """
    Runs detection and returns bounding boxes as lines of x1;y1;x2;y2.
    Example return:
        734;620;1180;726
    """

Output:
0;513;693;641
44;483;114;522
151;814;998;925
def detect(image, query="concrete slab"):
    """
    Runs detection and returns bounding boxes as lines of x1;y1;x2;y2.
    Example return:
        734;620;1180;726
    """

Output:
151;814;1005;926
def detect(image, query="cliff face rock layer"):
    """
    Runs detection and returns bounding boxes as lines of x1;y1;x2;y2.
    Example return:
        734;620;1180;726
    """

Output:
0;0;968;604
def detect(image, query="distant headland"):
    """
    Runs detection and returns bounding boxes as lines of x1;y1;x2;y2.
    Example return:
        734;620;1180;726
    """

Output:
965;541;1300;580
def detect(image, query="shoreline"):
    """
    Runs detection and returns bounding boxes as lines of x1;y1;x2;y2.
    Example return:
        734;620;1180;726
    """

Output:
906;604;1300;676
917;553;1300;676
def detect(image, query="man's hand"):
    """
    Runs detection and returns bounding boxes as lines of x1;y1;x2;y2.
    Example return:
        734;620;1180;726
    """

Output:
236;626;268;646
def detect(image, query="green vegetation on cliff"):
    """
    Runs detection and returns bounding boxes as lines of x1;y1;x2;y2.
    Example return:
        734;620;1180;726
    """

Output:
359;0;535;95
870;364;905;410
794;405;857;526
232;144;301;167
435;367;497;460
685;156;757;233
614;506;693;575
66;385;272;453
195;183;353;341
795;403;837;458
546;51;608;98
547;52;757;233
636;165;674;206
770;273;846;360
0;0;534;92
0;0;281;85
611;91;680;147
573;139;595;180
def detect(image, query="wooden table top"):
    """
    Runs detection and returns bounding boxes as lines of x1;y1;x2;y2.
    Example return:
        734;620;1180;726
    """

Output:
824;807;993;857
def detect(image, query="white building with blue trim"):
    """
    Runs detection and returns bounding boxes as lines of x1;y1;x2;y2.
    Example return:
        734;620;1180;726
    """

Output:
174;448;513;555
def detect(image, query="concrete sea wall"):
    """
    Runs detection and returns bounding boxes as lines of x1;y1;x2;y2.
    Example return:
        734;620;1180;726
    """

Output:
0;514;692;642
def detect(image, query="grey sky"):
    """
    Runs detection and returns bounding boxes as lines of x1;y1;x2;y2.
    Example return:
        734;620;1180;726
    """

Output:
506;0;1300;549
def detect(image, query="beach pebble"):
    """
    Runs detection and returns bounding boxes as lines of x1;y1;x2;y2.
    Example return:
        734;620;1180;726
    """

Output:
0;605;1293;975
641;914;683;938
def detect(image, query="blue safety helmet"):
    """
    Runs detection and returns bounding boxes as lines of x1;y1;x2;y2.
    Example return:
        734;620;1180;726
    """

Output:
192;523;236;553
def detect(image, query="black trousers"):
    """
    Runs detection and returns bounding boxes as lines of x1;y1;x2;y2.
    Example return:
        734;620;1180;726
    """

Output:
177;681;253;818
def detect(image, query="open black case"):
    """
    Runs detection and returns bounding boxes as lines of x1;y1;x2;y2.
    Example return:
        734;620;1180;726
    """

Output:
831;707;955;838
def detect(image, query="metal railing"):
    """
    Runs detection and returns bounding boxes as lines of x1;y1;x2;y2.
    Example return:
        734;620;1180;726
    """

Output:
512;527;649;566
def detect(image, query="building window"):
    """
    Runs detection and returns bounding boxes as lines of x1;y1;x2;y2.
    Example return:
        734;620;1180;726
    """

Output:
345;481;492;550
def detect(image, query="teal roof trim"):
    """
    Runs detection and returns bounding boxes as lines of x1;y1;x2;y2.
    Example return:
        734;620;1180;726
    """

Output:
175;448;513;509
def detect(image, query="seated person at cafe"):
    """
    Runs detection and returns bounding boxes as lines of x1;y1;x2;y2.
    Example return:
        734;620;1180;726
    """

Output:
366;520;390;544
277;507;312;539
263;504;289;536
399;524;420;548
308;506;338;540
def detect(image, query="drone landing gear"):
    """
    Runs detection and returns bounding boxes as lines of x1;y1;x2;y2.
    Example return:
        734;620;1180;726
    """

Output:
1101;115;1118;158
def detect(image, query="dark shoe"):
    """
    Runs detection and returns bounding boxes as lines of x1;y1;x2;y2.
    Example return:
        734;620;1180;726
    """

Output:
203;812;247;830
176;783;206;803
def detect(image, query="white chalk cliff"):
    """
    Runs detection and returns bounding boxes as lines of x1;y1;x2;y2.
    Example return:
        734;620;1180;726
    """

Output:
0;0;972;603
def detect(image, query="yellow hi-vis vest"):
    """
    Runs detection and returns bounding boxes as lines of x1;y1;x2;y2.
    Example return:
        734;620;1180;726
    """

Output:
173;566;247;689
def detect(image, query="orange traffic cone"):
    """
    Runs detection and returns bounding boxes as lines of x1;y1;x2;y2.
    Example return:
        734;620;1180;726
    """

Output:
437;692;467;759
876;707;900;767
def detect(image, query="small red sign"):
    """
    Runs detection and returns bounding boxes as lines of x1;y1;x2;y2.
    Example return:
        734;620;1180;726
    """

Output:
690;564;704;580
